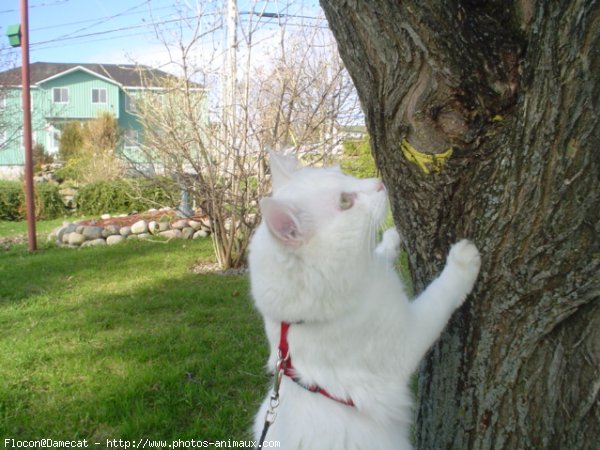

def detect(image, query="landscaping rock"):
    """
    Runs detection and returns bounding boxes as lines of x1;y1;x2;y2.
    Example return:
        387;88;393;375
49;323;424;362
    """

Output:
158;221;170;232
102;225;120;238
76;225;85;234
147;221;160;235
171;219;188;230
100;213;111;220
137;233;151;240
81;238;107;248
82;226;104;241
200;217;212;229
131;220;148;234
106;235;125;245
59;187;77;209
68;232;86;246
182;227;195;240
193;229;209;239
188;220;203;231
47;226;61;241
56;223;77;243
119;226;132;237
160;229;183;239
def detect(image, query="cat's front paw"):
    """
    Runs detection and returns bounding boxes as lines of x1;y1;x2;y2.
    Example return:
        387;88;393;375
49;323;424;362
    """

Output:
448;239;481;286
375;227;401;263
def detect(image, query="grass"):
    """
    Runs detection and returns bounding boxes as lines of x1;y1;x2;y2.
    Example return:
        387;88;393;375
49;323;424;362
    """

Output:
0;216;72;239
0;222;268;444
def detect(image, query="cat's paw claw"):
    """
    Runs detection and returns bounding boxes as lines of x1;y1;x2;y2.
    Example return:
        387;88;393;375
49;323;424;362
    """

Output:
448;239;481;278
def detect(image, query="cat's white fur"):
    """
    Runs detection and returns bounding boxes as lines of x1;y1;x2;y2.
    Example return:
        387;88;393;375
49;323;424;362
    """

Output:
249;152;481;450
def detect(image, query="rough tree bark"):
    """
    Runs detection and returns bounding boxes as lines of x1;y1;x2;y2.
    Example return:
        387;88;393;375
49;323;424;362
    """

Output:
320;1;599;449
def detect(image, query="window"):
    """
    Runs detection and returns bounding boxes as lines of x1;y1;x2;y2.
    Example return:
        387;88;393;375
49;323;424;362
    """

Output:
53;87;69;103
51;130;60;152
0;130;6;147
125;94;137;113
124;129;139;148
0;96;5;110
47;126;60;153
92;88;107;104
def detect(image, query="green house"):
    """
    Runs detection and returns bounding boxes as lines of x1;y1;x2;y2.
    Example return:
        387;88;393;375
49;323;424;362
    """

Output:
0;62;206;179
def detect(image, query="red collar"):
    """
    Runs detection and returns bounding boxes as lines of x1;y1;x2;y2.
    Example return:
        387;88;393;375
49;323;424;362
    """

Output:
279;322;355;407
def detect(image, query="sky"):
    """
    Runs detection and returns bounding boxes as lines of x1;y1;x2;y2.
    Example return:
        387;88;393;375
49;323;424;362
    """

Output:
0;1;358;124
0;0;326;72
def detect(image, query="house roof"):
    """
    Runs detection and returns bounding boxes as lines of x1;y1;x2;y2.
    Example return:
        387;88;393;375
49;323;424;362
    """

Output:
0;62;203;89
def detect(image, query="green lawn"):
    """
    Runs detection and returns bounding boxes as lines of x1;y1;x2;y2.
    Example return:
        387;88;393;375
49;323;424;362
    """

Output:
0;217;72;239
0;224;268;444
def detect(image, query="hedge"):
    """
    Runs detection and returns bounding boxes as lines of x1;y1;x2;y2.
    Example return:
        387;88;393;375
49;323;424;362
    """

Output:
0;180;66;221
75;178;179;216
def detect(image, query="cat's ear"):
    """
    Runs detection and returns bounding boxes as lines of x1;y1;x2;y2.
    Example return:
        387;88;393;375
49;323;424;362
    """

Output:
269;151;298;191
260;197;305;246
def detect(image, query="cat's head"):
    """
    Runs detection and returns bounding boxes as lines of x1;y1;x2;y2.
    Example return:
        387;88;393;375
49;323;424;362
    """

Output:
259;152;387;249
249;151;388;321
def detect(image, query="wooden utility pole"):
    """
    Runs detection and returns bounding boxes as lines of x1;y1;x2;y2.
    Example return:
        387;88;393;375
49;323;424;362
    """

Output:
20;0;36;251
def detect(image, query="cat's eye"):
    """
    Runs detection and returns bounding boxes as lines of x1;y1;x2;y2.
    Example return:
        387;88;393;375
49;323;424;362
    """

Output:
339;192;355;210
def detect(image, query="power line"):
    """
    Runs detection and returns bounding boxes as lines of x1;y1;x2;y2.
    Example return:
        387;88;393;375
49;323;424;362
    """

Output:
0;0;72;15
30;13;208;47
2;3;326;56
27;11;324;49
53;0;150;40
30;4;174;32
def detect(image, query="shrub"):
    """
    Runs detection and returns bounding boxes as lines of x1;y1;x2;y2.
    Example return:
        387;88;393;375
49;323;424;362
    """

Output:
57;113;125;184
75;178;179;216
59;121;84;161
33;143;54;172
0;181;23;221
340;139;378;179
0;180;66;221
34;183;67;220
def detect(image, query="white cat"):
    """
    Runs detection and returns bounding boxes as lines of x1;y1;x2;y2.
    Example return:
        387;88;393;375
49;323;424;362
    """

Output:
249;152;481;450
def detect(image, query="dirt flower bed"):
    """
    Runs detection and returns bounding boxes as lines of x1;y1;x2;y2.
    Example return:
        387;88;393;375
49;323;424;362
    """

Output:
79;210;179;228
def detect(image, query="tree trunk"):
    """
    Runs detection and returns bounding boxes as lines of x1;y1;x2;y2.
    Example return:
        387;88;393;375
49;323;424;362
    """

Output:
320;1;599;449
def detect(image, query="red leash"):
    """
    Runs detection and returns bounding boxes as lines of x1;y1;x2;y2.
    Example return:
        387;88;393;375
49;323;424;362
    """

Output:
255;322;355;449
279;322;355;407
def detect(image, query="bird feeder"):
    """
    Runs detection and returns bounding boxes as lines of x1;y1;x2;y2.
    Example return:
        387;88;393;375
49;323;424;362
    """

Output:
6;24;21;47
